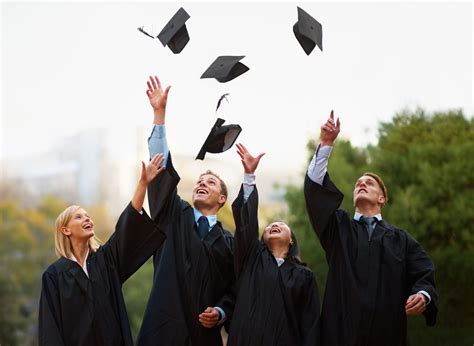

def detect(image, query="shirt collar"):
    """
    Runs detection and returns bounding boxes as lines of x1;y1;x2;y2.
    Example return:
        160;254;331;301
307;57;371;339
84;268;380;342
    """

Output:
354;212;383;222
193;209;217;228
69;249;90;278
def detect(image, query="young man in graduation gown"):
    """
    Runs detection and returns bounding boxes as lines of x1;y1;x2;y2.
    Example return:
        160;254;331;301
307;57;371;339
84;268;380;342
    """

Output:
228;144;320;346
304;111;438;346
137;76;235;346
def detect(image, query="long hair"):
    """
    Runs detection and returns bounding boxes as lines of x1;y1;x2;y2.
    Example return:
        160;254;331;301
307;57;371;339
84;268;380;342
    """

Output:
54;205;102;259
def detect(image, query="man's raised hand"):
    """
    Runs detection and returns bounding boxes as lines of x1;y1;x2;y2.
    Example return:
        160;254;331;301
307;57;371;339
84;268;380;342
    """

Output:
320;110;340;146
146;75;171;125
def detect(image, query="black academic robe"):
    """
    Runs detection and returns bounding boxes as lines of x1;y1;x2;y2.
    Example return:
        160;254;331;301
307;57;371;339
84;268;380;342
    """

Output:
227;186;320;346
38;203;166;346
304;174;438;346
137;155;235;346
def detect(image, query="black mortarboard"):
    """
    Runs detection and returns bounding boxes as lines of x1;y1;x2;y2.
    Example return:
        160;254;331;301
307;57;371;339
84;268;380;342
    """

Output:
293;7;323;55
157;7;190;54
196;118;242;160
200;56;249;83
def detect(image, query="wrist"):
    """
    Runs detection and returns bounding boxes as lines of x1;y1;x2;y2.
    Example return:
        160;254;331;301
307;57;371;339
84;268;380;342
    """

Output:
153;108;166;125
137;179;148;188
320;140;334;147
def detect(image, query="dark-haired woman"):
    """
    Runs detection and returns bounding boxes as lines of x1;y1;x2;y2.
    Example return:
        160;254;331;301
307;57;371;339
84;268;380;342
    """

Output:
226;144;320;346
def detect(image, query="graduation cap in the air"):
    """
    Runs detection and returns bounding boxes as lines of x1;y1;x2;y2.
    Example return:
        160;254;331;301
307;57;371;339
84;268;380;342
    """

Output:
201;56;249;83
196;118;242;160
157;7;190;54
293;7;323;55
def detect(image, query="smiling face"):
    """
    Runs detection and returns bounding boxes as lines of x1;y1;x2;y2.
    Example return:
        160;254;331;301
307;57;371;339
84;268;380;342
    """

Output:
192;173;227;213
353;175;386;208
61;208;95;242
262;221;293;248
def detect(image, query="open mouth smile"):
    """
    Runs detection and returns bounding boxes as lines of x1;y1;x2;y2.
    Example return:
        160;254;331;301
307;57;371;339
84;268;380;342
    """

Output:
82;222;93;230
196;188;208;195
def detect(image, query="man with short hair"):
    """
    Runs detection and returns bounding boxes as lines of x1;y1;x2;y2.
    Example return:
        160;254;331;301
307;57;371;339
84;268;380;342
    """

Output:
304;111;438;346
137;76;235;346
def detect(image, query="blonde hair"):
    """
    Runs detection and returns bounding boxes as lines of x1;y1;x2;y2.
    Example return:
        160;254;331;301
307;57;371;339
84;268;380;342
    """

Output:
54;205;102;258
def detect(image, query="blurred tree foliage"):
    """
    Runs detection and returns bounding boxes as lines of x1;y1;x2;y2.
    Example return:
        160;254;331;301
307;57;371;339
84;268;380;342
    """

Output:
283;109;474;345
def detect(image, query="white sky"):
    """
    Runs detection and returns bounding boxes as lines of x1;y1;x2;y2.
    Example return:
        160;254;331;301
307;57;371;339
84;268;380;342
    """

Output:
1;1;473;174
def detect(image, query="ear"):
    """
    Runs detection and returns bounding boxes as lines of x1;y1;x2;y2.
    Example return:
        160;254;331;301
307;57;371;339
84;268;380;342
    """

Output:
61;227;71;236
218;194;227;205
378;195;385;206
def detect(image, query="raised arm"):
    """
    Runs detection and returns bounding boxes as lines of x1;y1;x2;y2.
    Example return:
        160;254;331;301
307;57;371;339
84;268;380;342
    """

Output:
232;143;265;278
102;155;167;283
132;153;165;212
304;111;344;252
145;75;182;224
147;75;171;161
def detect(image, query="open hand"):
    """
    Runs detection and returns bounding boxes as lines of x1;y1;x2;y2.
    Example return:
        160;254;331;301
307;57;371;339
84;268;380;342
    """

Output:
198;307;220;328
140;153;165;184
146;75;171;124
236;143;265;174
320;110;340;146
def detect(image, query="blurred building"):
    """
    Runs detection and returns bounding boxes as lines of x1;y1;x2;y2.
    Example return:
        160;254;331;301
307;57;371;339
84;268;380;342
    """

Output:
1;127;289;217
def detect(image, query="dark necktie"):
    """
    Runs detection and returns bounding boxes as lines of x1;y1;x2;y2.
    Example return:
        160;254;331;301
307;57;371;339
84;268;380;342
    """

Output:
360;216;377;240
197;216;209;240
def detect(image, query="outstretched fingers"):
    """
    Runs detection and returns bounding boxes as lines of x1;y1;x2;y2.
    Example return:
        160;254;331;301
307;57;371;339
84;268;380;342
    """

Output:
154;75;162;90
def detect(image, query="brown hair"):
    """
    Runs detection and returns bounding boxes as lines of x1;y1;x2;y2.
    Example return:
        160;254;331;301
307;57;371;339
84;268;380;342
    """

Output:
54;205;102;258
199;170;228;199
363;172;388;205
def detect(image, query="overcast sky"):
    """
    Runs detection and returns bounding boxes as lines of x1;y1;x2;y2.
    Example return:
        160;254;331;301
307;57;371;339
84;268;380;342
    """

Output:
2;1;472;175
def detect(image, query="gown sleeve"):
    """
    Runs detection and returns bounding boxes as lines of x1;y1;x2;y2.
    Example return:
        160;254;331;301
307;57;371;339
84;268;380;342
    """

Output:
147;153;181;227
38;271;65;346
102;202;166;283
231;184;261;279
406;234;438;326
300;271;321;346
304;173;344;254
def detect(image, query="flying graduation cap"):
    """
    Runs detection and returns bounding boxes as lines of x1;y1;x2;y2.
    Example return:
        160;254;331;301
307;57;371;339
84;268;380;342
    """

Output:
157;7;191;54
196;118;242;160
201;56;249;83
293;7;323;55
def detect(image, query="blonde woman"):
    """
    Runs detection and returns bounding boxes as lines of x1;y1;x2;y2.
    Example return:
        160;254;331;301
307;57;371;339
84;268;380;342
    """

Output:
39;154;166;346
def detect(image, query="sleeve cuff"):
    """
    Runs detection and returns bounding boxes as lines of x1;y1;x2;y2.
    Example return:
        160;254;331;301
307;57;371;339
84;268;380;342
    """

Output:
214;306;226;325
243;173;256;185
149;124;166;139
418;290;431;304
317;144;333;156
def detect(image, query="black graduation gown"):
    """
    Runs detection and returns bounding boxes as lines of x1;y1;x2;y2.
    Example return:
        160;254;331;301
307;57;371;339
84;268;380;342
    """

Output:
227;185;320;346
304;174;438;346
137;154;235;346
38;203;166;346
